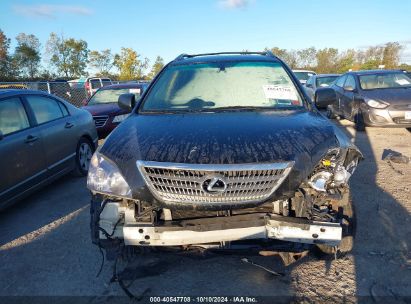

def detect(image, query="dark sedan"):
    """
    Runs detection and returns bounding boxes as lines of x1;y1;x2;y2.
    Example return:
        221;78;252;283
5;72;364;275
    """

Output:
316;70;411;131
82;83;148;138
0;90;98;210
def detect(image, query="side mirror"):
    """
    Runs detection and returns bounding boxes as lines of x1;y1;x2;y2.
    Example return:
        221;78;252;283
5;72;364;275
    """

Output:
315;88;337;108
118;93;136;111
305;83;313;88
344;85;355;92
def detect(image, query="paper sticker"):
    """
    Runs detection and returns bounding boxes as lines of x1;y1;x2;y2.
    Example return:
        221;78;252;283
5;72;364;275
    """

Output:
395;79;410;85
263;85;298;100
129;88;141;94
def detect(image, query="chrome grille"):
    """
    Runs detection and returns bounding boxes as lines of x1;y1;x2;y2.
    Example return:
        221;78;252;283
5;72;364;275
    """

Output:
137;161;294;205
93;115;109;128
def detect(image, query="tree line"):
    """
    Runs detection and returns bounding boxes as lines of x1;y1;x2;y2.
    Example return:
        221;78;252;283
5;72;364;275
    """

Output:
0;28;410;82
0;29;165;81
268;43;408;73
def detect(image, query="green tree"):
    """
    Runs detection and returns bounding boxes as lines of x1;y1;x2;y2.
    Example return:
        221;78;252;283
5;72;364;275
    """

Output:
14;33;41;79
360;59;380;70
0;29;14;80
356;46;383;69
46;33;89;78
269;47;298;69
114;47;148;80
89;49;114;76
316;48;339;73
38;69;57;80
296;47;317;69
398;63;411;71
147;56;164;79
336;49;356;73
267;42;406;73
382;42;402;69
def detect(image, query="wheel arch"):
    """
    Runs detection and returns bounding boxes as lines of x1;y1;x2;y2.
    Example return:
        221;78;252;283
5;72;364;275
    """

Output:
79;133;96;150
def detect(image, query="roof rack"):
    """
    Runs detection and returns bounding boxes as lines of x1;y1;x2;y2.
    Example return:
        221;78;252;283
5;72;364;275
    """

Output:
174;51;278;61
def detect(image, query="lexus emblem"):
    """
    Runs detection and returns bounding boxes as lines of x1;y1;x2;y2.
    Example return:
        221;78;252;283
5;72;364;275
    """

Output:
202;176;227;194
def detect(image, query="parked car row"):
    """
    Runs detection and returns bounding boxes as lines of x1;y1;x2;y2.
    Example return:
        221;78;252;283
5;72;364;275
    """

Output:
291;67;411;132
315;69;411;131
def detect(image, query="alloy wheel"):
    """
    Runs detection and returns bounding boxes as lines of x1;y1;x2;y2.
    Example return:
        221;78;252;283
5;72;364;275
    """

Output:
79;143;92;170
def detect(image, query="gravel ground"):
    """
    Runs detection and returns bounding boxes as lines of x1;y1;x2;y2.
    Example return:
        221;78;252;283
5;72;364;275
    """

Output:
0;119;410;302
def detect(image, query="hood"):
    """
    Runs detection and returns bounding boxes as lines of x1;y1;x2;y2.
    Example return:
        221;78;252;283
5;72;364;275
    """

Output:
100;110;346;201
81;103;125;116
362;88;411;105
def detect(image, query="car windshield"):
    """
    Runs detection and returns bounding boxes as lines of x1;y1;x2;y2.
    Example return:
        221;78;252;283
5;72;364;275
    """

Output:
294;71;315;82
88;88;142;105
141;61;304;112
359;72;411;90
316;76;339;87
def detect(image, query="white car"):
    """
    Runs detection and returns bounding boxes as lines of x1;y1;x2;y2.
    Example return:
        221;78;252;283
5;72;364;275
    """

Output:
68;77;113;96
292;70;317;85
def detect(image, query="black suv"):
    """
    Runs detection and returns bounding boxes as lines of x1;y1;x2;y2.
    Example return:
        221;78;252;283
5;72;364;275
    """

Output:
87;52;362;257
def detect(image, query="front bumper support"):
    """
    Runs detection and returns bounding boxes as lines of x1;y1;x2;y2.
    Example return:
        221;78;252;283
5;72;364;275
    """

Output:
117;213;342;247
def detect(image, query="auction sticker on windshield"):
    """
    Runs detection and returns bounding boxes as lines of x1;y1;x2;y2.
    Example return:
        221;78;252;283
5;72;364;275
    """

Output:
263;85;298;100
395;79;410;86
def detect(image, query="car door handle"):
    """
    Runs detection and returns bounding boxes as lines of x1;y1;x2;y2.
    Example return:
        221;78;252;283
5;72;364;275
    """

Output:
65;122;74;129
25;135;39;143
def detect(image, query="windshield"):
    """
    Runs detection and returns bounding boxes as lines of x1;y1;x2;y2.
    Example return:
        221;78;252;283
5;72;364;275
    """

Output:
88;88;142;105
294;71;315;82
316;76;339;87
141;61;304;112
359;72;411;90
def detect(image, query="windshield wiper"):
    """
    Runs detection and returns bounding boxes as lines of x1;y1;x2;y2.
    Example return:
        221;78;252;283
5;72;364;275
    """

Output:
141;108;207;114
210;106;275;111
89;101;118;105
141;106;301;114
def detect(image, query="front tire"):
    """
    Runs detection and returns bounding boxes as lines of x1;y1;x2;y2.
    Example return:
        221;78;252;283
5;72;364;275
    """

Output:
316;192;356;256
73;137;94;177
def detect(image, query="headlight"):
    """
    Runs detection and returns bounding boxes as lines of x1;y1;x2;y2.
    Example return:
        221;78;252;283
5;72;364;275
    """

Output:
87;151;131;197
112;114;129;123
308;171;332;192
366;99;388;109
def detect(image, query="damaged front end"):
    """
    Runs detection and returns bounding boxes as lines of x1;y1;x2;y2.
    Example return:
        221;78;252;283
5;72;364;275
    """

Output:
87;145;362;256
